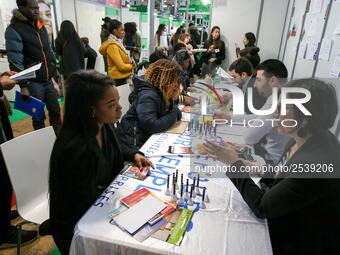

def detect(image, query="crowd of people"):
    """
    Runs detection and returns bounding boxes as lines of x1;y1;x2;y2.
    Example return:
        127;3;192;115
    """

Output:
0;0;340;255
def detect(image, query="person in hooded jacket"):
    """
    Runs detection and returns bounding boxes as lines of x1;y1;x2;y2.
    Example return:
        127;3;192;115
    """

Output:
99;19;135;86
117;59;182;149
235;32;261;69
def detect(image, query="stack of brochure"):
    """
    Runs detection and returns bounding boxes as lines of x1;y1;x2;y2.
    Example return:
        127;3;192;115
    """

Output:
110;188;193;246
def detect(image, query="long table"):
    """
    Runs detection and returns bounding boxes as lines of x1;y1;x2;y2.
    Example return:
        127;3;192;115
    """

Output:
69;129;273;255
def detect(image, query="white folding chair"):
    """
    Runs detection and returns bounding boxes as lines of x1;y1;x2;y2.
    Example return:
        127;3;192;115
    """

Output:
116;84;131;117
0;127;56;255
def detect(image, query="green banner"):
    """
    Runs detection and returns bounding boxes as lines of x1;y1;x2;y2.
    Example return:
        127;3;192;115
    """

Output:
159;17;170;26
141;38;149;50
129;5;147;12
188;0;211;13
178;6;187;13
105;7;120;17
141;12;148;23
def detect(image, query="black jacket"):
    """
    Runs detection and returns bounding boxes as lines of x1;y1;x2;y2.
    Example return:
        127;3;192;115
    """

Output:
117;76;181;149
55;33;85;76
49;124;139;254
5;10;56;83
236;46;261;68
230;131;340;255
202;40;226;66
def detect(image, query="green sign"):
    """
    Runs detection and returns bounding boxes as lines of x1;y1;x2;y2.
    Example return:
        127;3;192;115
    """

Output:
129;5;147;12
188;0;211;13
141;12;148;23
159;17;170;26
141;38;149;50
178;6;187;13
105;7;120;17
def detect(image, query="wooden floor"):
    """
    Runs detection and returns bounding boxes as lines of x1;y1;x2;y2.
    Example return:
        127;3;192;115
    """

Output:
0;110;64;255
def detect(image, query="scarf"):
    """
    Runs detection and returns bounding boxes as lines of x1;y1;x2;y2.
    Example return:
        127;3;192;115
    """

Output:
108;34;130;57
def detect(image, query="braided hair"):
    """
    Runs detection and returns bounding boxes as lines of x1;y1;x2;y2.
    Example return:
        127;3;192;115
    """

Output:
145;59;181;107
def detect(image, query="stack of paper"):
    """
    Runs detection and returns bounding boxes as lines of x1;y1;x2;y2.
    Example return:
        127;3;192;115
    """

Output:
9;63;42;81
113;195;166;235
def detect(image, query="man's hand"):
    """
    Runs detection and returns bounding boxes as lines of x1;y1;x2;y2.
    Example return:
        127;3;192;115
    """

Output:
21;87;30;98
213;111;231;121
0;74;17;90
203;140;239;165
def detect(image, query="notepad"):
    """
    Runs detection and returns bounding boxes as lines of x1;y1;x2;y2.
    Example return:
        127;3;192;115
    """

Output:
113;195;166;234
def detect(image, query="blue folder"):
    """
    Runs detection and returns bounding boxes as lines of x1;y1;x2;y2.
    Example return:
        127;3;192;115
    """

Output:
14;91;46;121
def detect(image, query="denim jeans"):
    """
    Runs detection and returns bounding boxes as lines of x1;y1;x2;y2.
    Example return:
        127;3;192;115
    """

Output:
27;80;61;134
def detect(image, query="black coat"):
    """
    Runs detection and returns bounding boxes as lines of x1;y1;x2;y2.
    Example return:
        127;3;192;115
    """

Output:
202;40;226;66
230;131;340;255
55;33;85;76
49;124;139;254
117;76;181;149
5;10;56;83
236;46;261;69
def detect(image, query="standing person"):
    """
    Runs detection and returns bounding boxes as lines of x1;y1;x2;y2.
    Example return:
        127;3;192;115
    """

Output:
5;0;61;133
0;72;38;250
188;23;200;49
99;19;135;86
173;33;195;67
123;22;141;64
81;37;97;70
55;20;85;80
49;70;154;255
100;17;111;73
201;26;226;77
235;32;261;69
154;24;169;55
171;26;185;49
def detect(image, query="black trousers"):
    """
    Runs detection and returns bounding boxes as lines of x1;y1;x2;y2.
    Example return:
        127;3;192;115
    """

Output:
0;113;14;239
114;78;128;87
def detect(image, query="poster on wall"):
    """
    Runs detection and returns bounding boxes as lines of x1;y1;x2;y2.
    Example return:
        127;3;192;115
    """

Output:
0;0;57;47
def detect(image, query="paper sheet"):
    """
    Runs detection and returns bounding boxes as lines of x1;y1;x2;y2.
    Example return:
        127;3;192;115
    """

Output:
113;195;166;234
305;41;319;61
307;16;318;37
10;63;42;81
331;53;340;77
318;38;333;61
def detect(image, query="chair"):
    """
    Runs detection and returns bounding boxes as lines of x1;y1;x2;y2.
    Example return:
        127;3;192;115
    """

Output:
0;127;56;255
116;84;131;117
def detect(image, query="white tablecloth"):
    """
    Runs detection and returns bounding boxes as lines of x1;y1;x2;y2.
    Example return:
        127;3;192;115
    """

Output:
69;131;273;255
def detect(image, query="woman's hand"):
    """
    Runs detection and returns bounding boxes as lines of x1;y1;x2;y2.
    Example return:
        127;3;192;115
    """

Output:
203;140;239;165
134;153;155;169
209;58;217;63
208;45;215;52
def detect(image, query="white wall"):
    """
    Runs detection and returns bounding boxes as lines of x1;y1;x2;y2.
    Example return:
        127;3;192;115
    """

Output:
211;0;262;68
257;0;289;61
211;0;288;69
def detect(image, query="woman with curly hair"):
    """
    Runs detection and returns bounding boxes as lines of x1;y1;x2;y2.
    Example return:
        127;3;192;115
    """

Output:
117;59;182;149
